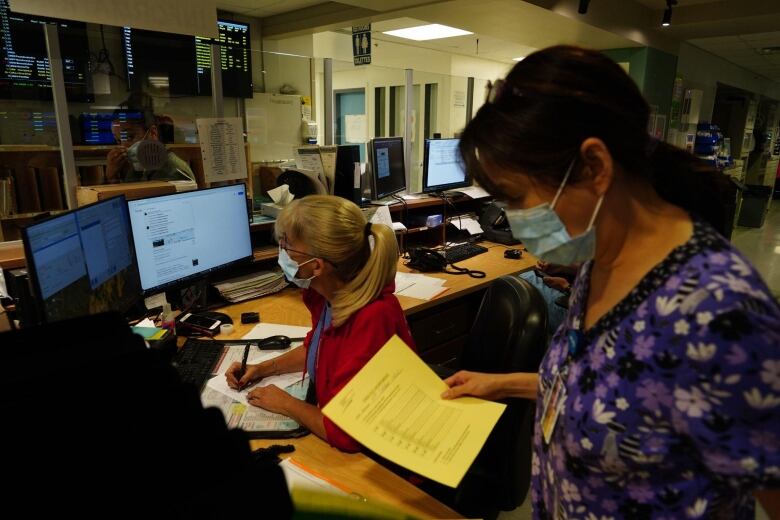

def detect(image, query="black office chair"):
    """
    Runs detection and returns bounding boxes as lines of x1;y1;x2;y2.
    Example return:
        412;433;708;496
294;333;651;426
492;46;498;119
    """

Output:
429;275;548;520
0;313;292;518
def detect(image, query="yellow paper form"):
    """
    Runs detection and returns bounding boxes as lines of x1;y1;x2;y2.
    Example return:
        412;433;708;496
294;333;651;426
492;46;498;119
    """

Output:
322;336;506;488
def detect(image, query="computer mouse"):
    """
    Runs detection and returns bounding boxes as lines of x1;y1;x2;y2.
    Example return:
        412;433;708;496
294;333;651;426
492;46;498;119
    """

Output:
504;249;522;259
257;335;292;350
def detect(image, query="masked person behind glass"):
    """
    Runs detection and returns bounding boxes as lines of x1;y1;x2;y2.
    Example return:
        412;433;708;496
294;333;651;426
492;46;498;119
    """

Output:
105;99;194;183
225;195;416;452
441;46;780;519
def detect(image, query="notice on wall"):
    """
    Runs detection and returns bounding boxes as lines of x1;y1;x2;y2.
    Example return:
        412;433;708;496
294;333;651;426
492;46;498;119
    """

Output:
345;114;367;144
246;108;268;146
196;117;248;182
453;90;466;107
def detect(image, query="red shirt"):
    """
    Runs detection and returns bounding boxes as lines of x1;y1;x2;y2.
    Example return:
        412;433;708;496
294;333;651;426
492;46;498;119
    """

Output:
301;283;416;452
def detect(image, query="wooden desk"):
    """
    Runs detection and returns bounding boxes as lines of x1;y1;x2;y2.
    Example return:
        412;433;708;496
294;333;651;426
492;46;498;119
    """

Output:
207;245;533;518
252;435;461;519
216;243;535;342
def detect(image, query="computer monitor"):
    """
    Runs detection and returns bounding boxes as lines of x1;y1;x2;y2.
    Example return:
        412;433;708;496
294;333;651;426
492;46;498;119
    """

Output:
127;184;252;294
79;111;144;145
22;195;142;323
422;138;471;193
369;137;406;199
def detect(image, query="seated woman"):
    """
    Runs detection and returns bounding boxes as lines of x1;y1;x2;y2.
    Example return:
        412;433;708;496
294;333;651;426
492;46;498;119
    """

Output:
225;195;415;452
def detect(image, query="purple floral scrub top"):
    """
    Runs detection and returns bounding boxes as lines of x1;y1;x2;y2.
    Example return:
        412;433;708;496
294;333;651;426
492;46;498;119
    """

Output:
531;219;780;519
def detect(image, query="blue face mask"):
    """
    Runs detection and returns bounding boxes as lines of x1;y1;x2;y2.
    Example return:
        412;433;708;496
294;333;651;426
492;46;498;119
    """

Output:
278;247;317;289
505;160;604;265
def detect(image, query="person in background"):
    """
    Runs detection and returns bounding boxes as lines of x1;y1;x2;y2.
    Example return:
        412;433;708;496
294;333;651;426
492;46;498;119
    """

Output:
225;195;415;452
105;93;194;183
443;45;780;519
519;260;578;335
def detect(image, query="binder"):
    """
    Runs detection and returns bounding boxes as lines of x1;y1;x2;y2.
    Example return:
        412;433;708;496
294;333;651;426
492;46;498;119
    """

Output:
14;167;41;213
37;166;65;211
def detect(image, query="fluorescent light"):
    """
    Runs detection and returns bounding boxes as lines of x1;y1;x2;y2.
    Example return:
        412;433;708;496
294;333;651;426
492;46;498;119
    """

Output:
512;57;525;61
774;246;780;255
382;24;473;41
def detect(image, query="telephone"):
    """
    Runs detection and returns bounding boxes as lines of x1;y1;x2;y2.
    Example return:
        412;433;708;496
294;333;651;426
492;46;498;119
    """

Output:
404;247;486;278
478;202;521;245
405;247;447;272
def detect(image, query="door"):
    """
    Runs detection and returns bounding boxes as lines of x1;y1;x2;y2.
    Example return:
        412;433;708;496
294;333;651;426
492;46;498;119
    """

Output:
335;89;367;162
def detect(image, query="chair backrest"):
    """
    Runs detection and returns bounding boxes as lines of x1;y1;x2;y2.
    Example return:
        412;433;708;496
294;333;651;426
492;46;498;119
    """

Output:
454;275;548;518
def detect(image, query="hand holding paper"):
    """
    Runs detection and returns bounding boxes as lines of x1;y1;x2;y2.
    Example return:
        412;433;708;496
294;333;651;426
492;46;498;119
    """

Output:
322;336;506;488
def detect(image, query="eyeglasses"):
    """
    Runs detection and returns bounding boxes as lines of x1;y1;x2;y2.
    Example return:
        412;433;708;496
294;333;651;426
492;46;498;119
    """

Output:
278;236;312;259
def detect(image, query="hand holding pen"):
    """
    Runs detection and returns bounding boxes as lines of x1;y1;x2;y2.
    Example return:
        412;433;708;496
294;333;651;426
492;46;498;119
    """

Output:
237;343;251;391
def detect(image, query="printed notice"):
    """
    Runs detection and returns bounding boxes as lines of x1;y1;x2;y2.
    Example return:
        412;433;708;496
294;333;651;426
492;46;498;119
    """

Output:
322;336;506;488
196;117;248;182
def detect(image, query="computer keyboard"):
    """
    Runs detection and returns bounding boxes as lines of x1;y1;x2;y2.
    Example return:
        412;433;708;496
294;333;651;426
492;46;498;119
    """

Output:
172;339;226;389
442;242;488;264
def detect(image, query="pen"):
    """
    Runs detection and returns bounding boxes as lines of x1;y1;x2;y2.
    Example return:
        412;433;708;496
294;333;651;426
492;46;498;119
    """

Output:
238;343;250;391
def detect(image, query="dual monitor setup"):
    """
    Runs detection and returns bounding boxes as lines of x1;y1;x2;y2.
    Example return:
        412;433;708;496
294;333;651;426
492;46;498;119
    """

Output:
22;184;252;324
336;137;472;204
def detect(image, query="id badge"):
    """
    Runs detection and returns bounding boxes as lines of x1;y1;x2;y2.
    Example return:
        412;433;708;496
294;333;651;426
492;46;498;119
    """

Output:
541;373;567;445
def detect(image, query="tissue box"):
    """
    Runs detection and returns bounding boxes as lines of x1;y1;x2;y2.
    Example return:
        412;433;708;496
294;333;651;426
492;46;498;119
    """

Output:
261;202;286;218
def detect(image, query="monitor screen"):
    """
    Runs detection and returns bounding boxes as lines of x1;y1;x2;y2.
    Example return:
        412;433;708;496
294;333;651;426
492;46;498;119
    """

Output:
422;138;471;193
22;196;142;323
370;137;406;199
122;19;252;98
79;111;144;145
128;184;252;294
0;0;92;101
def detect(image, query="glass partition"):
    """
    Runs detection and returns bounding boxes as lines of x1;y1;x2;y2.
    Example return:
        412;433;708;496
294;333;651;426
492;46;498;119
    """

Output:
0;17;64;239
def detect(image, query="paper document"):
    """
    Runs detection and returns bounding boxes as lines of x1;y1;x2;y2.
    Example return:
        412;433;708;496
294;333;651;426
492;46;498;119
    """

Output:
361;205;393;230
459;186;490;199
322;336;506;487
201;377;308;432
280;458;349;496
344;114;367;144
294;147;326;182
453;216;484;236
207;367;303;405
394;272;448;301
196;117;248;182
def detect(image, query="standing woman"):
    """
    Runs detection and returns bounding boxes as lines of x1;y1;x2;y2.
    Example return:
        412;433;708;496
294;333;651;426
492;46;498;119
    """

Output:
225;195;415;452
443;46;780;518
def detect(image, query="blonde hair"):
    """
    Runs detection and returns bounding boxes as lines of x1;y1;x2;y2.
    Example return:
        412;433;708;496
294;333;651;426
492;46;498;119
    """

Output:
275;195;398;327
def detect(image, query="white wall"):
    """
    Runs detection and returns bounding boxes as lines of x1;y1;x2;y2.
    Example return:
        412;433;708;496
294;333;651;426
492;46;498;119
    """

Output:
677;43;780;122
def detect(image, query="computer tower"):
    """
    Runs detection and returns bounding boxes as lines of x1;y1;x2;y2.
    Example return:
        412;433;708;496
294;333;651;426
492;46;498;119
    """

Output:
334;145;362;205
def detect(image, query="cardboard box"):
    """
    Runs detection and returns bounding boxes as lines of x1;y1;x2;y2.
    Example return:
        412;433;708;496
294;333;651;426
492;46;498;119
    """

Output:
76;181;177;207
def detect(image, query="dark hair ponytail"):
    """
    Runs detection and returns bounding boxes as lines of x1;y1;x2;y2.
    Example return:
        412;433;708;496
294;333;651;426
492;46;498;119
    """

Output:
460;45;734;234
649;141;735;236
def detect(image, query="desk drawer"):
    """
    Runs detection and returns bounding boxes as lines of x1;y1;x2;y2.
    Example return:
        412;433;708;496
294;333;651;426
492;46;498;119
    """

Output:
409;293;481;353
420;336;468;368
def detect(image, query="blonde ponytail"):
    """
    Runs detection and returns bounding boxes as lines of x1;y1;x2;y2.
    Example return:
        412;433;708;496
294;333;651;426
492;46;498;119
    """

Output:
275;195;398;327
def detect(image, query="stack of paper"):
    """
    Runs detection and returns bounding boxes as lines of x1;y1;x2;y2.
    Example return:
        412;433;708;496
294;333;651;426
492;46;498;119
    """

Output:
213;270;288;303
394;272;448;301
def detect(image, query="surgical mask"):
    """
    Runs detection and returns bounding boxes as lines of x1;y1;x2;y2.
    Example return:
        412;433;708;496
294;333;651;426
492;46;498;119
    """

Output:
126;129;167;172
278;247;317;289
505;160;604;265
